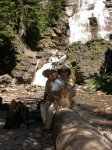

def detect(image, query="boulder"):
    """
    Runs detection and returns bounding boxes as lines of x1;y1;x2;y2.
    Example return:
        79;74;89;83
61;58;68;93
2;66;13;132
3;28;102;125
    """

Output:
0;74;13;84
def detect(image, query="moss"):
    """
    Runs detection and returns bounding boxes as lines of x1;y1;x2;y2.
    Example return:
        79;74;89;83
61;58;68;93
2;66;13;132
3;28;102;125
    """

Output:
90;59;100;66
66;38;112;86
15;54;24;61
67;42;85;63
15;54;24;70
67;38;111;64
67;42;84;52
15;62;23;70
86;38;110;54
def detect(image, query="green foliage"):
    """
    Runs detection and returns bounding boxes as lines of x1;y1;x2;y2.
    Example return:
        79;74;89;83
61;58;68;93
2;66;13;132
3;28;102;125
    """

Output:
15;54;24;61
87;76;101;90
15;54;24;70
87;73;112;93
0;0;67;48
67;38;111;64
67;42;85;62
20;0;66;33
15;62;23;70
46;0;67;27
86;38;108;55
0;0;19;46
67;42;84;52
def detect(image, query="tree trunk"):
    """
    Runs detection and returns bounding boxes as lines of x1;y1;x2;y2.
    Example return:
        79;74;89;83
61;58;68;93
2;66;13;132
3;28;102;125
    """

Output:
51;108;112;150
18;0;26;40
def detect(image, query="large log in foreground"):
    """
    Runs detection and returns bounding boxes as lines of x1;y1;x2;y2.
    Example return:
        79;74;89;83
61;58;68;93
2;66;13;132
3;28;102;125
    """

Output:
51;108;112;150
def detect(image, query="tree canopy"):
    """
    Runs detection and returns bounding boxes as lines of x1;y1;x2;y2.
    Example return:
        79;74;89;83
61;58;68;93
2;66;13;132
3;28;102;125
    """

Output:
0;0;66;49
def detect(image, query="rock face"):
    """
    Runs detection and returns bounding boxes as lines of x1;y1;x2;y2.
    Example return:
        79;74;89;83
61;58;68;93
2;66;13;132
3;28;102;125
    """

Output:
0;74;13;84
67;39;112;83
11;55;37;84
66;0;112;44
38;22;68;52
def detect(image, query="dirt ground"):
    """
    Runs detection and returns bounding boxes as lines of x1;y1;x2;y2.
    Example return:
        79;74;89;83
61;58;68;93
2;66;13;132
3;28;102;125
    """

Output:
0;84;112;149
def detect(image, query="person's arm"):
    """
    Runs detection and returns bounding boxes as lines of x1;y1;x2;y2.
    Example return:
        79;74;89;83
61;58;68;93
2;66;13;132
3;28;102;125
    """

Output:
47;81;54;102
42;80;49;102
43;93;48;102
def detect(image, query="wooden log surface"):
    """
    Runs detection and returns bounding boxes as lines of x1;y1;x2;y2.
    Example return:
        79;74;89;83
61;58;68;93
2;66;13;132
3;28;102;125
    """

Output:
51;108;112;150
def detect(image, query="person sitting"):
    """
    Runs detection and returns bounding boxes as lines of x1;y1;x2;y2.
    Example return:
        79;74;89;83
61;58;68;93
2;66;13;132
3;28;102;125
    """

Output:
44;69;62;129
58;65;71;82
66;76;77;92
54;76;77;110
40;69;59;125
52;66;71;100
42;69;52;102
40;69;51;124
51;65;71;99
45;66;72;129
43;66;77;129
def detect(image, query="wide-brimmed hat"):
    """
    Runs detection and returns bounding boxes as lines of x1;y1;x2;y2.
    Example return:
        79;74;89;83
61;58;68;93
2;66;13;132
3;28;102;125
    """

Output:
58;65;71;76
50;69;57;73
42;69;51;78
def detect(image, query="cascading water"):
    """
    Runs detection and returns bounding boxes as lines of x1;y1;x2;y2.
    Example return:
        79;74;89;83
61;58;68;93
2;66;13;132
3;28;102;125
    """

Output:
66;0;112;44
31;55;66;86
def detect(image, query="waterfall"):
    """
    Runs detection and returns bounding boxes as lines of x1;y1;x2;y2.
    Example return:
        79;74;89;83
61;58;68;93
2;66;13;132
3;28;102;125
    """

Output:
94;0;110;39
66;0;112;44
31;55;66;86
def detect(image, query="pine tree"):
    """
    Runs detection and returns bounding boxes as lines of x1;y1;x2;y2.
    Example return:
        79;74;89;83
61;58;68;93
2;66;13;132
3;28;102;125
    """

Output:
0;0;19;46
0;0;66;48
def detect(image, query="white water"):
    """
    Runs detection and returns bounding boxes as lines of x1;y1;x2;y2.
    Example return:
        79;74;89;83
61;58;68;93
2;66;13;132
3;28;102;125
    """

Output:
31;62;53;87
31;55;66;86
66;0;112;44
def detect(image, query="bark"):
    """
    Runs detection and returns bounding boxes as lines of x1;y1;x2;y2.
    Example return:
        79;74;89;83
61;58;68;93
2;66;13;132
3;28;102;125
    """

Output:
51;108;112;150
18;0;26;40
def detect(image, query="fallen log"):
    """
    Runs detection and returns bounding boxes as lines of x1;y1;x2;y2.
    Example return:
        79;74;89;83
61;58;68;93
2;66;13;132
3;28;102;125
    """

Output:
51;108;112;150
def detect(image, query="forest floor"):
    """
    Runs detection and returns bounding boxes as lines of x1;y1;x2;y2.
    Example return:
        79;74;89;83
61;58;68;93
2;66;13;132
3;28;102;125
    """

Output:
0;84;112;150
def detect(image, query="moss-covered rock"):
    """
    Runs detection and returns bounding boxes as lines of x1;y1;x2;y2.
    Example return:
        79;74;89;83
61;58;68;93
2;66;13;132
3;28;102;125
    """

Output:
66;39;112;84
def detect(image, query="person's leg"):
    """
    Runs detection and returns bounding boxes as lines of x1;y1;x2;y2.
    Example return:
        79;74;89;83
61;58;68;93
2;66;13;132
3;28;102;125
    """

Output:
40;101;50;124
45;103;55;129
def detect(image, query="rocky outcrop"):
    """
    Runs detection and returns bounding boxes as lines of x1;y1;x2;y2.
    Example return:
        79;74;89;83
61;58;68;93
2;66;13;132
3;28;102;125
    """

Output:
67;39;112;83
11;55;37;84
0;74;13;84
38;21;68;52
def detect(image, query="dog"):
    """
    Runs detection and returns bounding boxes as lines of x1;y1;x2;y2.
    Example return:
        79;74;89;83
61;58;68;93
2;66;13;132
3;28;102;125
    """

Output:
54;83;76;110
